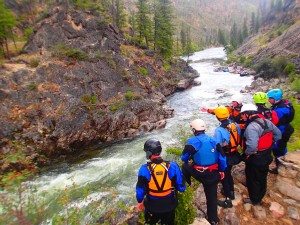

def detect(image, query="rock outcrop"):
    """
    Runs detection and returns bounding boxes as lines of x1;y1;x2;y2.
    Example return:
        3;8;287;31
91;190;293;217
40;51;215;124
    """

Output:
0;6;199;163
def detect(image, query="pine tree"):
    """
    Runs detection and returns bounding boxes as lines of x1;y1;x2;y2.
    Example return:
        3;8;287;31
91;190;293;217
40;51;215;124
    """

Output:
242;17;248;40
136;0;152;48
230;22;238;49
250;12;256;34
153;0;174;58
180;25;187;50
0;0;16;59
217;28;227;46
115;0;127;30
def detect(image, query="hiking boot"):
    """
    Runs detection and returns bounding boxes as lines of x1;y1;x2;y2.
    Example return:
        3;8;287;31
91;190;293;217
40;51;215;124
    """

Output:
210;221;219;225
217;198;233;208
243;198;261;206
221;189;235;200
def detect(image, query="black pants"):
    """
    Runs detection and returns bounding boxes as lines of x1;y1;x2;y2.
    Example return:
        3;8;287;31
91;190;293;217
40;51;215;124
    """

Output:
273;124;294;157
182;163;220;224
245;162;269;204
221;165;234;197
145;209;175;225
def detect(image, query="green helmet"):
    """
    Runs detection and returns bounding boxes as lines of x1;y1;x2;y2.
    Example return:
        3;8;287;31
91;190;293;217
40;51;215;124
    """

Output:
253;92;268;104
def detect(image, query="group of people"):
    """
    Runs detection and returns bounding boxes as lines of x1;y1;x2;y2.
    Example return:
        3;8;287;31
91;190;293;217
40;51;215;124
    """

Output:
135;88;294;225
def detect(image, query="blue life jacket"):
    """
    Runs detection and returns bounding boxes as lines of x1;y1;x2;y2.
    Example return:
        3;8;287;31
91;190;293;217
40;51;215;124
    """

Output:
188;134;218;166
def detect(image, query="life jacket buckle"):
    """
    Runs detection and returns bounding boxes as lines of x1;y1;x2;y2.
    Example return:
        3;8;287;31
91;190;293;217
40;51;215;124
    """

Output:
194;165;208;172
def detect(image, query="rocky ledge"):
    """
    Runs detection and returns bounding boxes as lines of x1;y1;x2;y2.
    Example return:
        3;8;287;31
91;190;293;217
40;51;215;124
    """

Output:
0;6;199;167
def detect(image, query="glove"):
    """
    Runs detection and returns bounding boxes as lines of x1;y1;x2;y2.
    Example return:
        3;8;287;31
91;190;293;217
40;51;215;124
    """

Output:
136;202;144;211
219;172;225;180
200;107;208;112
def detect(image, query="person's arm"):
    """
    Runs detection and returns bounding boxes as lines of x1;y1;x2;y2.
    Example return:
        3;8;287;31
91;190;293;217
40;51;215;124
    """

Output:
136;165;150;203
269;120;282;142
218;153;227;172
169;162;186;192
244;123;262;155
213;128;223;145
271;110;279;125
181;142;196;163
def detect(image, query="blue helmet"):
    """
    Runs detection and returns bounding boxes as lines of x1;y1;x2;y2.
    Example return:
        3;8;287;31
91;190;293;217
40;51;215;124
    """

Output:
267;89;283;101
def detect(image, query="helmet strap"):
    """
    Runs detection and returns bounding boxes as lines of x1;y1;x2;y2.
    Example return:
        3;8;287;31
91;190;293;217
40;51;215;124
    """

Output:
146;151;152;160
150;154;161;161
194;130;205;136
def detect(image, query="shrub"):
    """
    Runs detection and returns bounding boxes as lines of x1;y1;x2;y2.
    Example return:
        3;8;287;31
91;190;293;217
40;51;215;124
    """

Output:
81;95;97;110
289;71;296;82
255;58;278;79
283;62;296;75
153;80;159;87
291;78;300;93
139;67;148;76
226;54;238;63
27;82;37;91
272;56;287;72
66;49;88;60
243;57;252;67
163;61;171;70
109;105;119;111
287;98;300;152
52;44;88;61
29;58;39;68
239;56;246;64
125;90;135;101
24;28;33;39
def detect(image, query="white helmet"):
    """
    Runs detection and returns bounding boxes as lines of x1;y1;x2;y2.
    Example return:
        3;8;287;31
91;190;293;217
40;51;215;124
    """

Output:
241;103;257;113
191;119;206;131
231;94;243;104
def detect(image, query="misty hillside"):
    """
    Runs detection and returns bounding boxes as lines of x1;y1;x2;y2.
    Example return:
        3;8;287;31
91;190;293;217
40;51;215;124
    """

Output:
234;0;300;74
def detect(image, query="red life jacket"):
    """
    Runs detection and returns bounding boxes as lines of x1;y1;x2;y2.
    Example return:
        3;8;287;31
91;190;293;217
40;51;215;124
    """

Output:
252;119;274;151
257;110;279;125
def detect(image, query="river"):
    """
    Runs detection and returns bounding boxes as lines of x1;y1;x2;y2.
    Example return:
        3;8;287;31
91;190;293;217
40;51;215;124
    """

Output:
22;47;254;223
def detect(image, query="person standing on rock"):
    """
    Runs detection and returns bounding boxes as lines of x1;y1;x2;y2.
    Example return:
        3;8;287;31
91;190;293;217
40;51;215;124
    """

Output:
240;104;281;205
136;138;186;225
267;89;295;174
253;91;279;125
213;106;241;208
181;119;227;225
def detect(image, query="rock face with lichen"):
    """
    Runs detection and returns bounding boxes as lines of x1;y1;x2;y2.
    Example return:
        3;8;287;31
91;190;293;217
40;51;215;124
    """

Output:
0;6;199;164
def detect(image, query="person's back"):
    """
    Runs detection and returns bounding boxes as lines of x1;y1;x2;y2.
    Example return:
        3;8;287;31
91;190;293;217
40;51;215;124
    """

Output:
267;89;294;173
213;106;241;208
240;104;281;205
136;139;185;225
181;119;226;225
253;92;279;125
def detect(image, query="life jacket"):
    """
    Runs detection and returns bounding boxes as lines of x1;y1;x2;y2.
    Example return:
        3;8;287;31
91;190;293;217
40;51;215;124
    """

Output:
192;135;218;166
257;105;279;125
272;99;295;126
252;119;273;151
147;161;174;197
222;122;240;153
227;105;245;128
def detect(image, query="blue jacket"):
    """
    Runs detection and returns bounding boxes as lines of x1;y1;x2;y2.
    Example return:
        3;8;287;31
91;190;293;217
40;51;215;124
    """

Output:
271;100;293;133
214;120;241;149
181;133;227;172
136;157;186;203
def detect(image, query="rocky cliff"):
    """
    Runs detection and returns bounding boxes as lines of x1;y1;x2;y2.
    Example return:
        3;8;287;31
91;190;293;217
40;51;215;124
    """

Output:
234;0;300;72
0;5;199;165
